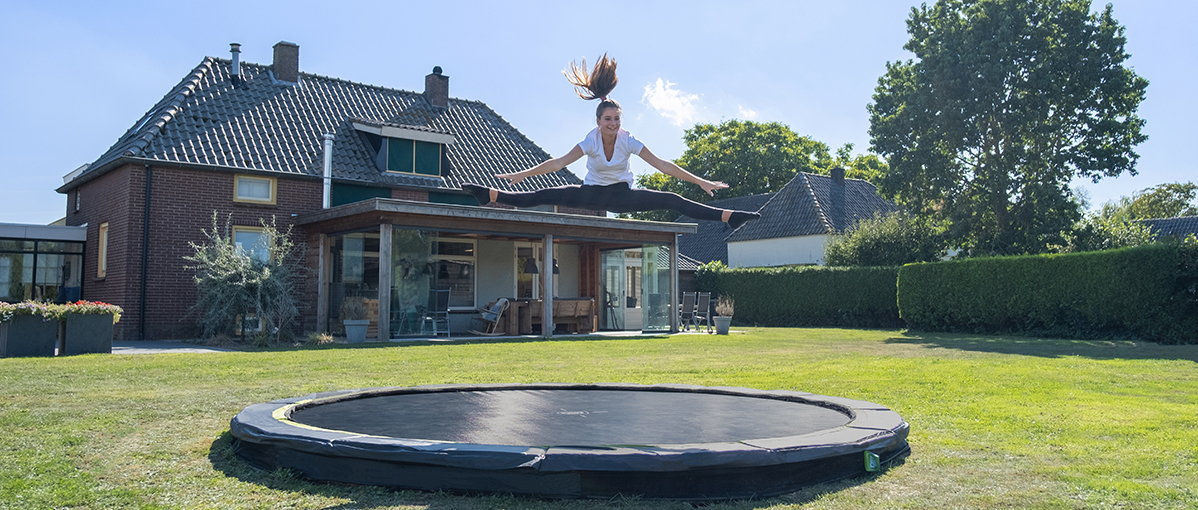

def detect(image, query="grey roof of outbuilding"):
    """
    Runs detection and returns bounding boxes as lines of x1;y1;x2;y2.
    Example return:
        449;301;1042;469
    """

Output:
675;193;775;264
1136;216;1198;239
725;172;898;243
62;57;581;192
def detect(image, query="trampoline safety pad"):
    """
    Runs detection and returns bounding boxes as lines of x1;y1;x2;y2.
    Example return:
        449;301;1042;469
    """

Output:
229;383;909;500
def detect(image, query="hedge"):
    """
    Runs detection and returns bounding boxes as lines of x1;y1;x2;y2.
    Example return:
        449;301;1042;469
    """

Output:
898;243;1198;343
714;265;902;328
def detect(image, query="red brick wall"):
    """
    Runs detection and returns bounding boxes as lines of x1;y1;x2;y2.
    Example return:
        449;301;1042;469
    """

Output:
68;163;322;340
66;166;139;339
392;188;428;202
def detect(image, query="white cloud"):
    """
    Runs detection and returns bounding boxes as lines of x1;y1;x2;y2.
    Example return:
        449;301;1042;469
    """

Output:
641;78;701;127
738;105;759;120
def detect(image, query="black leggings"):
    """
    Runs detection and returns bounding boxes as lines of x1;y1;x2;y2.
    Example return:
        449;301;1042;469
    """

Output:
495;182;727;221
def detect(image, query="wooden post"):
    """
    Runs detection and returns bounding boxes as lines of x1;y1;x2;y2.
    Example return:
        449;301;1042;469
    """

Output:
316;234;329;333
543;234;553;338
378;224;392;341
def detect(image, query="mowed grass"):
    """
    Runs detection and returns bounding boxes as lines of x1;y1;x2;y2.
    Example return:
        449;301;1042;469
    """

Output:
1;328;1195;509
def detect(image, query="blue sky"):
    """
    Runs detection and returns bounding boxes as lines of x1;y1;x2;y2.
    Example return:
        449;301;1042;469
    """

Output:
1;0;1193;224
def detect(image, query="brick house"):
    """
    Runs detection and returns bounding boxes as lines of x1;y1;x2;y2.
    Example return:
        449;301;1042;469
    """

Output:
58;42;693;340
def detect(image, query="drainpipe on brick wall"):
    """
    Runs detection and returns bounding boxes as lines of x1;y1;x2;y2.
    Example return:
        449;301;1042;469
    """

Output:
322;133;334;209
139;164;152;340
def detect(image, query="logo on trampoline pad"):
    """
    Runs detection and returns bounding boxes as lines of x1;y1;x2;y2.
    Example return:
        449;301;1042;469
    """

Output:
864;451;881;472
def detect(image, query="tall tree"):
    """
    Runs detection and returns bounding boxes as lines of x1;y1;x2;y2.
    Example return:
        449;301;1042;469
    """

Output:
628;120;834;221
1101;182;1198;222
868;0;1148;255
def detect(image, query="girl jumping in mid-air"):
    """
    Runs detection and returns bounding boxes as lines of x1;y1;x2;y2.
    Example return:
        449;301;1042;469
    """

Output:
462;54;761;229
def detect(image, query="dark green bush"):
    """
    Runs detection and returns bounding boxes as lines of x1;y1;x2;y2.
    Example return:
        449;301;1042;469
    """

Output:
715;265;901;328
824;211;945;267
898;243;1198;343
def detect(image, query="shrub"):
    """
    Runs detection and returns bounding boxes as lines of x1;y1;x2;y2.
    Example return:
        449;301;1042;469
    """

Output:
715;297;735;317
1063;214;1155;253
898;242;1198;343
715;265;901;328
824;212;945;267
184;213;306;342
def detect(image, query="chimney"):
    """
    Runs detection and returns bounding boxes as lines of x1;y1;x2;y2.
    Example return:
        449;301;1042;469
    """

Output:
272;41;299;83
831;166;845;185
425;66;449;109
229;43;241;86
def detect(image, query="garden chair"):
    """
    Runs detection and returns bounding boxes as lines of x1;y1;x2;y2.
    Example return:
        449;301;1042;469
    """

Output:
694;292;712;334
468;298;510;336
420;288;452;338
679;292;696;331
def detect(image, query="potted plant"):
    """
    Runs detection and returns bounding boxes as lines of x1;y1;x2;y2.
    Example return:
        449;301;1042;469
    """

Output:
0;301;59;357
59;300;123;355
340;297;370;343
714;297;734;335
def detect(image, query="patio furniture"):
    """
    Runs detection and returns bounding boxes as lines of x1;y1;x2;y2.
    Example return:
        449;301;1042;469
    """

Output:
420;288;451;338
529;298;595;334
694;292;712;334
469;298;510;336
679;292;697;331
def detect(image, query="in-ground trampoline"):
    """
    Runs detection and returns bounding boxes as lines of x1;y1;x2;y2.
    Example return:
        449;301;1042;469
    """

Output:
230;383;909;500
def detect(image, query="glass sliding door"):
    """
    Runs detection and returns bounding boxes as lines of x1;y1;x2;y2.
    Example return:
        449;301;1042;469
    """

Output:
641;244;672;332
389;229;435;336
599;249;625;330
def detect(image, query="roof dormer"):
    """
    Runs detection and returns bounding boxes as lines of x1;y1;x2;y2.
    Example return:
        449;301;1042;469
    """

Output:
353;120;456;177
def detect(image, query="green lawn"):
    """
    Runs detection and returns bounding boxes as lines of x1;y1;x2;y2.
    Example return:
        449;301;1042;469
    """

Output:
1;328;1195;509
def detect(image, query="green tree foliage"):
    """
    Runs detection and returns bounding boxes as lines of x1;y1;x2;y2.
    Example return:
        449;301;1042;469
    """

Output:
824;212;946;266
626;120;834;222
1062;214;1155;253
184;213;305;342
1100;182;1198;222
868;0;1148;256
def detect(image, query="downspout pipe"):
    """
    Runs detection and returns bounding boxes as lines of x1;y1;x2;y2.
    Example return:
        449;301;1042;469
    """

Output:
139;164;152;340
322;133;334;209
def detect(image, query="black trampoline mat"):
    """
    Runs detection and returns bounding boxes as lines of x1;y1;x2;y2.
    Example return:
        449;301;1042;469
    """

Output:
290;388;851;446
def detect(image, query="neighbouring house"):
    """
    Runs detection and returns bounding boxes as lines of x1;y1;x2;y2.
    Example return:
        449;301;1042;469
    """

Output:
716;168;898;268
1136;216;1198;240
57;41;694;341
676;193;776;266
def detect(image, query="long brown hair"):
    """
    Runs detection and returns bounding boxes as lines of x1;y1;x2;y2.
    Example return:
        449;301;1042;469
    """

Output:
563;54;621;119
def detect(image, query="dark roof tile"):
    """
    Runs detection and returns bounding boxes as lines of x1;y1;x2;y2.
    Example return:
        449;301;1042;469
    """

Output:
675;193;774;264
725;173;898;243
75;57;582;192
1136;216;1198;239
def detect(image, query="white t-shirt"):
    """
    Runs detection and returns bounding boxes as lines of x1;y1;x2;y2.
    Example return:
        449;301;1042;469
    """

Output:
576;127;645;186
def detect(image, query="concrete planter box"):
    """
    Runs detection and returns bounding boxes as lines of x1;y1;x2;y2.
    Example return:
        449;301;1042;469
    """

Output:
344;320;370;343
0;315;59;357
62;314;114;355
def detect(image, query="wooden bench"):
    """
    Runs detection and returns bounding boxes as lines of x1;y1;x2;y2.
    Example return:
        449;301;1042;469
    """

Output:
528;298;594;334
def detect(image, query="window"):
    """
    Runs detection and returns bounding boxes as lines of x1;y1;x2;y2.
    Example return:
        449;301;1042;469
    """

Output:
383;138;443;176
74;190;80;212
234;174;277;204
97;223;109;278
232;227;269;262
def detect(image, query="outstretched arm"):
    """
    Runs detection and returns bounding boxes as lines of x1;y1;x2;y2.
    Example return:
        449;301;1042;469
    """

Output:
637;146;728;196
496;145;585;186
